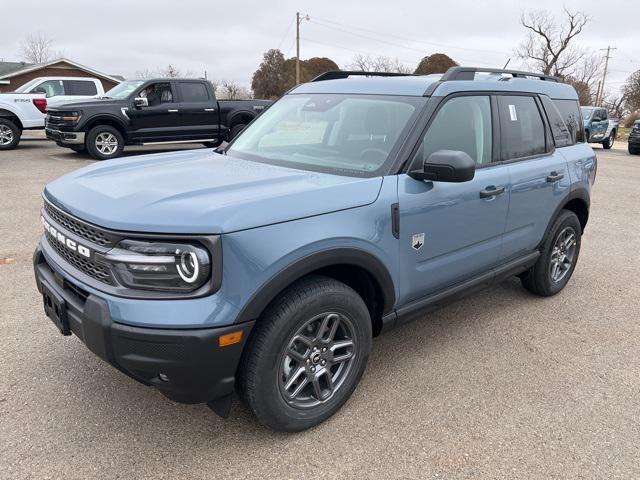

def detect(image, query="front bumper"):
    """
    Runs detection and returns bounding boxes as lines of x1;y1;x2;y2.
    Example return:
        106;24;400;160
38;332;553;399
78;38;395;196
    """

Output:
33;246;254;404
45;128;85;145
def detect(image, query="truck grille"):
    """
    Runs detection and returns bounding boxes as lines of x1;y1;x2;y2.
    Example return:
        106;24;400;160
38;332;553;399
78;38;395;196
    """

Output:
45;231;114;285
44;201;114;247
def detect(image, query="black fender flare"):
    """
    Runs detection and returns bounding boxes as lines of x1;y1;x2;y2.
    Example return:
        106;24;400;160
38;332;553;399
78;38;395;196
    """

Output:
539;186;590;248
82;114;128;133
234;247;396;324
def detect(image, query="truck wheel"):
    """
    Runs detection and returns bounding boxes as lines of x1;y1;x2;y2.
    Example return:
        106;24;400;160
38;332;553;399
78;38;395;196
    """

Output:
86;125;124;160
0;118;21;150
239;275;372;432
628;145;640;155
229;124;246;140
603;131;615;149
520;210;581;297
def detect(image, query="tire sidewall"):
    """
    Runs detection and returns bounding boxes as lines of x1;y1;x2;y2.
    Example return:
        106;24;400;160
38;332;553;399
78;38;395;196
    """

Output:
229;124;246;140
86;126;124;160
539;211;582;295
0;118;21;150
246;280;371;431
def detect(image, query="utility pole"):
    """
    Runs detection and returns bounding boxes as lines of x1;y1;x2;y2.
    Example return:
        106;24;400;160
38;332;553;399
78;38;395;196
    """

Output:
597;46;616;106
295;12;309;85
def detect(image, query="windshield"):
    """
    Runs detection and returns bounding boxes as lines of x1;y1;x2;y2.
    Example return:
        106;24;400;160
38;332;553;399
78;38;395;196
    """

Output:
14;78;42;93
103;80;145;99
228;94;424;177
580;107;594;120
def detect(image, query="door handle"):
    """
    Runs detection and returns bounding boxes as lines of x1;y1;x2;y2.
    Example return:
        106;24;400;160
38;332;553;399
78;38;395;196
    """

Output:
204;108;216;112
167;109;179;113
546;172;564;183
479;185;505;199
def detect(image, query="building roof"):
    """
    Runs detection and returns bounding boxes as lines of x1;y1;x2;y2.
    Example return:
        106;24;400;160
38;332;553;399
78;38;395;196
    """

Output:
0;58;122;84
0;61;32;77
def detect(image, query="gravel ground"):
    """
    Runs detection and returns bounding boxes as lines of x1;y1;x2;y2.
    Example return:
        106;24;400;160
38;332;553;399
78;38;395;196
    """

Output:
0;139;639;479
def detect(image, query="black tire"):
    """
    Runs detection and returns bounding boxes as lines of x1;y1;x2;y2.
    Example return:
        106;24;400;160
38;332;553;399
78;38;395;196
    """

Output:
69;145;86;153
0;118;21;150
238;275;372;432
629;144;640;155
520;210;581;297
86;125;124;160
603;131;615;149
229;123;246;140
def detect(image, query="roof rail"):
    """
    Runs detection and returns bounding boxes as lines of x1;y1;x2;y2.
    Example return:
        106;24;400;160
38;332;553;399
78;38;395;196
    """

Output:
311;70;415;82
440;67;560;82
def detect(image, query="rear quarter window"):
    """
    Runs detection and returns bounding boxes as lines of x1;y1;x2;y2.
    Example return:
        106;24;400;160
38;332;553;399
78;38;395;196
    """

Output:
540;96;572;148
554;99;584;143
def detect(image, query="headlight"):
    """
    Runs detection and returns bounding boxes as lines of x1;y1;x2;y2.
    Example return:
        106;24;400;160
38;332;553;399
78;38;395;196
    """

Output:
61;111;82;123
105;239;211;292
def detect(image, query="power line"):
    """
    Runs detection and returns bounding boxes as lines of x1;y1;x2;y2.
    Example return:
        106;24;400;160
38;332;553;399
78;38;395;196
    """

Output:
310;15;512;57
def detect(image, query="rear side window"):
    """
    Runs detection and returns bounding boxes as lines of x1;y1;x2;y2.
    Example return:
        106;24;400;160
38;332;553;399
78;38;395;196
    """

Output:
498;96;547;159
553;99;584;143
179;82;210;102
64;80;98;96
540;96;572;148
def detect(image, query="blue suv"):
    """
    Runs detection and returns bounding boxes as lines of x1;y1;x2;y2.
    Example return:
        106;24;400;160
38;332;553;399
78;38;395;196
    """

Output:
33;67;596;431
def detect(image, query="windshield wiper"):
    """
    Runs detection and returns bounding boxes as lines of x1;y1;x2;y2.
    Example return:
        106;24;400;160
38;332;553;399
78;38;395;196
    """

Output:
214;141;230;155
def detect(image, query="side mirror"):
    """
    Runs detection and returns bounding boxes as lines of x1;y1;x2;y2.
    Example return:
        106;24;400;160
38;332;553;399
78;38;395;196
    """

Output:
133;97;148;108
409;150;475;183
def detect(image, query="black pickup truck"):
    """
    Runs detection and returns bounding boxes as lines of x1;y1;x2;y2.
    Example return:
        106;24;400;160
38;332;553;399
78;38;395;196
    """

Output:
45;78;271;160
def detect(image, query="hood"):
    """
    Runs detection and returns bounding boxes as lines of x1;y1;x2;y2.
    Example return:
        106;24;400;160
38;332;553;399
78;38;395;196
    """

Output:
44;149;383;234
48;98;123;110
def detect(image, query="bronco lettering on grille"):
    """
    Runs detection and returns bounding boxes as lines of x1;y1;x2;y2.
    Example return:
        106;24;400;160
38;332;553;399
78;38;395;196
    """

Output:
41;216;92;258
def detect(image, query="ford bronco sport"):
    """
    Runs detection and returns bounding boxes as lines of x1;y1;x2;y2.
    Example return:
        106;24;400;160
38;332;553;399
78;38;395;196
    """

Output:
33;67;596;432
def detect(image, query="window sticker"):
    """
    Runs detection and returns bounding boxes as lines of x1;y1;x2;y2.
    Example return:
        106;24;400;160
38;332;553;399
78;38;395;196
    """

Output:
508;104;518;121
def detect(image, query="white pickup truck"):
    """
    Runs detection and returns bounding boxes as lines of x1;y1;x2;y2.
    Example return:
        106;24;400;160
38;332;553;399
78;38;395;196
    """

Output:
0;77;105;150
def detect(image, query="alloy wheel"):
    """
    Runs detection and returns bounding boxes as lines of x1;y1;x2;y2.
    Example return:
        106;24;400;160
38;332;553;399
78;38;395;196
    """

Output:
278;312;356;409
0;125;14;146
549;226;577;283
95;132;118;155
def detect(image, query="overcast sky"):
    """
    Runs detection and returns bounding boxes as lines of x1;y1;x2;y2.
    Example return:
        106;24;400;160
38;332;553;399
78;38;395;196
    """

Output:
2;0;638;95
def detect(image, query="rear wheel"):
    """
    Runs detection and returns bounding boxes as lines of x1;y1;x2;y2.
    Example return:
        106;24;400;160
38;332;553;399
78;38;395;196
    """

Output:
239;275;372;432
520;210;581;297
0;118;21;150
603;131;615;149
86;125;124;160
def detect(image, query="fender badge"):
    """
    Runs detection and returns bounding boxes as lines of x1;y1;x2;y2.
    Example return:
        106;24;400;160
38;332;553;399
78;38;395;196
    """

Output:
412;233;425;251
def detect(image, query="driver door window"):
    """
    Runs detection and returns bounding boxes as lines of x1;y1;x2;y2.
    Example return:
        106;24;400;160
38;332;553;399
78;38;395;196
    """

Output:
139;83;174;106
413;95;493;167
36;80;65;98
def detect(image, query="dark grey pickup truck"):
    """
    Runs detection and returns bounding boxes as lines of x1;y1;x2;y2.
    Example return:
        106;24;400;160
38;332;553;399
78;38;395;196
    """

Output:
45;78;271;160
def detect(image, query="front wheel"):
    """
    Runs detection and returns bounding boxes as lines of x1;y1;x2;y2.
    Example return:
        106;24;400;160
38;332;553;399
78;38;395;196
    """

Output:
86;125;124;160
229;123;246;140
239;275;372;432
603;131;615;149
520;210;581;296
629;144;640;155
0;118;21;150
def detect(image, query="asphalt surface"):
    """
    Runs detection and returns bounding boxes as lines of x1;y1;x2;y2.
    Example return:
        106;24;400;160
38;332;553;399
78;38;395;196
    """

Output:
1;138;639;479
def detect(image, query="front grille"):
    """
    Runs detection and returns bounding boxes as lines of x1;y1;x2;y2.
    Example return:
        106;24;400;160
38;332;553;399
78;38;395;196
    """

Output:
44;201;113;247
45;231;113;285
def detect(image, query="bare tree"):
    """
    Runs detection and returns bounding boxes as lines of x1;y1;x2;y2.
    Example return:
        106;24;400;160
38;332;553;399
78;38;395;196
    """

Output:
516;8;589;76
19;32;54;64
218;80;252;100
349;54;411;73
135;68;156;79
602;94;627;119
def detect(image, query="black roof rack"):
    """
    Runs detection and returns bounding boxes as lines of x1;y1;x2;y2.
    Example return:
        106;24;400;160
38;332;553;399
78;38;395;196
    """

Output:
311;70;415;82
440;67;559;82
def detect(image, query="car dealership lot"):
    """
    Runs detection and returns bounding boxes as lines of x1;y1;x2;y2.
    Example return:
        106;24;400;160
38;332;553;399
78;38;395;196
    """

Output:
1;141;639;479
